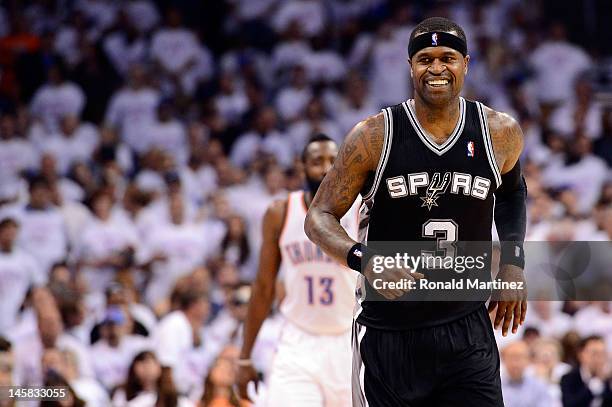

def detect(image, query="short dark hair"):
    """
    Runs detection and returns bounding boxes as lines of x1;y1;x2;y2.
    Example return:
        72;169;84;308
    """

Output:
579;334;604;351
0;217;18;230
409;17;467;44
0;336;11;352
301;133;335;162
174;286;207;310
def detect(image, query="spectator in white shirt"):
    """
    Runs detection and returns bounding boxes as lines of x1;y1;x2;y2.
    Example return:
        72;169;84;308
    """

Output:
150;8;213;95
153;283;210;396
270;22;313;74
103;12;148;77
275;64;312;123
226;165;287;280
230;107;293;169
305;33;347;84
334;72;379;136
14;176;68;276
133;149;175;200
530;338;572;406
573;302;612;341
38;115;99;176
142;100;188;167
0;112;37;202
30;62;85;133
105;64;160;154
143;192;207;307
54;11;88;69
0;218;43;335
54;287;92;346
75;0;118;40
541;136;608;214
204;282;250;359
529;22;592;106
6;286;54;350
136;168;199;237
287;98;342;153
75;189;139;291
549;76;603;140
522;301;573;339
42;347;110;407
179;137;219;207
272;0;325;38
350;22;410;108
33;153;86;207
501;341;552;407
91;306;150;391
196;192;229;260
66;348;111;407
150;7;196;75
214;72;250;126
14;305;93;387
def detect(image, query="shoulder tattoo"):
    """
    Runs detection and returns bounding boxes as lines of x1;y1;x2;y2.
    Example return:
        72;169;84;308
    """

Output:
485;107;524;173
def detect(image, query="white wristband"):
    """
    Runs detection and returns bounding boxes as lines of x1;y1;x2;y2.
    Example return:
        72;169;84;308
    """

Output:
236;358;253;367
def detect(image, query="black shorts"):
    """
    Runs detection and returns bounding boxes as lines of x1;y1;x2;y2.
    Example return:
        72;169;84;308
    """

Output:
352;305;503;407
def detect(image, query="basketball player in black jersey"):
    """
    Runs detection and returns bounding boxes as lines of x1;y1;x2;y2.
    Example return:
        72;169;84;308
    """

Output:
305;17;527;406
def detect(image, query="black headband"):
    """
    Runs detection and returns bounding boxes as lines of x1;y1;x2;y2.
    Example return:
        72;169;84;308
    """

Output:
408;31;467;58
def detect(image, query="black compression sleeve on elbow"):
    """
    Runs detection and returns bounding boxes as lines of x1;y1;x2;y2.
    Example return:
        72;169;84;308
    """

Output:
497;159;522;193
494;161;527;268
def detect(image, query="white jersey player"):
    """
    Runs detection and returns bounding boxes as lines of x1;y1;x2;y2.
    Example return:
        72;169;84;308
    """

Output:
237;135;360;406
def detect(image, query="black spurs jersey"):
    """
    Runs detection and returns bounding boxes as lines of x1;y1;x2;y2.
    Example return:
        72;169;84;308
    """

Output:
356;97;502;330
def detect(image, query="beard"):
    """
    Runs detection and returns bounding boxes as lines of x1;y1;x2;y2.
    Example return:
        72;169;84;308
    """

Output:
306;176;323;196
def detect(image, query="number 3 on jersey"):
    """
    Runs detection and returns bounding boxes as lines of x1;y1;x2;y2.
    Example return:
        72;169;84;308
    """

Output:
305;276;334;305
422;219;458;257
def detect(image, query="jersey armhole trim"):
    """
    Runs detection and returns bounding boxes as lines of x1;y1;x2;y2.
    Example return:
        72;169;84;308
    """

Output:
362;108;393;202
476;102;502;188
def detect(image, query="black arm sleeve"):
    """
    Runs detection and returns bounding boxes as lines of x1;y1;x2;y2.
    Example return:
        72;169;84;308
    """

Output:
494;160;527;268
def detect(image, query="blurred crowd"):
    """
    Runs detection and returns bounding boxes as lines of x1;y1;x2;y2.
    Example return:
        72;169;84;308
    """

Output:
0;0;610;406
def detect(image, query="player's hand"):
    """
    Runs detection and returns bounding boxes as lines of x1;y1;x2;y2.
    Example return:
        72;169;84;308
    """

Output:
236;363;259;402
363;255;424;300
488;264;527;336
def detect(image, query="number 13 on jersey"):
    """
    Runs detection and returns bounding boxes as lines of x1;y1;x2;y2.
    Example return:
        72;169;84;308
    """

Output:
305;276;334;305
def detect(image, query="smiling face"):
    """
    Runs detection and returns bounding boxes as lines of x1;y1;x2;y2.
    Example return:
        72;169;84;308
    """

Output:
409;34;469;106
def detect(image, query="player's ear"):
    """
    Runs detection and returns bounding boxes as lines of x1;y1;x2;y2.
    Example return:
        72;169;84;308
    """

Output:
464;54;470;75
408;58;413;78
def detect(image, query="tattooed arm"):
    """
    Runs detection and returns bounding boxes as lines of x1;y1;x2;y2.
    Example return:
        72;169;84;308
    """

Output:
485;107;524;174
304;113;384;265
486;107;528;337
